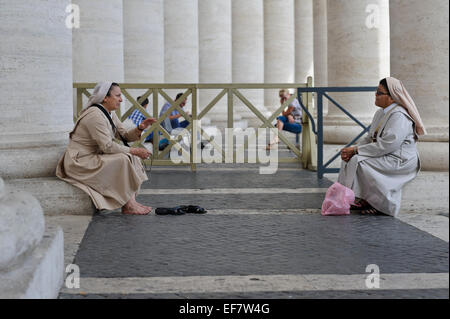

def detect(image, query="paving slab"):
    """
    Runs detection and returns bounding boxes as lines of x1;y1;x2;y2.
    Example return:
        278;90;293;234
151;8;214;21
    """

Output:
142;169;333;190
71;213;448;278
59;168;449;299
59;288;449;299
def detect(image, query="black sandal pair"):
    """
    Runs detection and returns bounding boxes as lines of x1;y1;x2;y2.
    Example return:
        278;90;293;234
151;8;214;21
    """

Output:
155;205;207;215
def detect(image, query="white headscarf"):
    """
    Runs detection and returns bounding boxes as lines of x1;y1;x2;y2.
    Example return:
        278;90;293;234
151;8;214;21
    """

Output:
386;77;427;136
84;81;113;110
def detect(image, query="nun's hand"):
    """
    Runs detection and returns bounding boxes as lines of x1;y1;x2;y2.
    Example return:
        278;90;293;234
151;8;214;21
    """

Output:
140;118;157;129
341;147;356;162
130;147;152;160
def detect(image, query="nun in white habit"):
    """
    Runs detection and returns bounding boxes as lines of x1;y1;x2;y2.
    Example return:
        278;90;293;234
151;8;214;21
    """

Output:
338;77;426;217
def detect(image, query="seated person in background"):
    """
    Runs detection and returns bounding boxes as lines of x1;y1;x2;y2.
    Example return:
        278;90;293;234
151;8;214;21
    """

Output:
160;93;190;133
267;89;303;150
338;77;425;217
128;96;169;150
56;82;156;215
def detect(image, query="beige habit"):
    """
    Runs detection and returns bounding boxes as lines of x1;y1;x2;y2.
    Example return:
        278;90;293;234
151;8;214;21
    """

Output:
56;82;148;210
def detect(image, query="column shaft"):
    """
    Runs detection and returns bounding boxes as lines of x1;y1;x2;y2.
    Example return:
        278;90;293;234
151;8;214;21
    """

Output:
295;0;314;83
72;0;124;82
264;0;295;110
123;0;164;116
0;0;73;178
325;0;390;143
199;0;232;126
164;0;199;115
390;0;449;170
232;0;265;123
313;0;328;114
123;0;164;83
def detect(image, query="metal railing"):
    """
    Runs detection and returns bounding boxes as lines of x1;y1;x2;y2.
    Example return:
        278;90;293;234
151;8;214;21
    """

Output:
297;86;378;179
74;79;317;171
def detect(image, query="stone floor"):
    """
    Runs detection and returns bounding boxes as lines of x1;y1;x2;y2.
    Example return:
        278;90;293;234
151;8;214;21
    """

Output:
55;165;449;299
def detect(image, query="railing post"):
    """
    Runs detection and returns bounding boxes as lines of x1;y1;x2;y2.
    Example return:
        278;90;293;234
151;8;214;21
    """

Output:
152;88;159;160
75;88;83;122
317;90;324;179
300;76;317;171
226;88;234;163
300;88;309;168
191;86;197;171
307;76;317;171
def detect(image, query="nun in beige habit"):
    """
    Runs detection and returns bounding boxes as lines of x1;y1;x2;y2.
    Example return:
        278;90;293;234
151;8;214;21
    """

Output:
56;82;156;215
338;77;426;217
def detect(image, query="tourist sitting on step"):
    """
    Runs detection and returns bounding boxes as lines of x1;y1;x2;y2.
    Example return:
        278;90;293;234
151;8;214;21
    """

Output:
56;82;156;215
266;89;303;150
159;93;205;152
338;77;426;217
128;95;169;150
160;92;191;132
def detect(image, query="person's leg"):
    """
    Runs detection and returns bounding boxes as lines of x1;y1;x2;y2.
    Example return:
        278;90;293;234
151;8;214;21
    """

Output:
267;116;287;149
145;132;154;143
282;122;302;134
275;119;284;140
179;120;190;128
171;118;180;129
159;138;169;150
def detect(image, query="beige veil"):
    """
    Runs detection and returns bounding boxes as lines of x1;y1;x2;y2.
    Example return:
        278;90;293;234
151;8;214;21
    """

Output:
386;77;426;136
83;81;113;111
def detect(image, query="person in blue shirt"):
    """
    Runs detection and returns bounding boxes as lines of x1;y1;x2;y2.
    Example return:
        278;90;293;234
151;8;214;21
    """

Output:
158;93;206;150
128;96;169;150
159;93;190;132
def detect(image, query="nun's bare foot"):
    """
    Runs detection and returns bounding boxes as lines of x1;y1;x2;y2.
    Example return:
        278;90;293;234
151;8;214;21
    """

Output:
357;198;370;207
129;196;152;213
352;198;370;209
136;202;153;212
122;202;151;215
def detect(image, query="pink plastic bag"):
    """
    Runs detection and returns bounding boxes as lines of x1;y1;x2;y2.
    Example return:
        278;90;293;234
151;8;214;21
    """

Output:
321;182;355;216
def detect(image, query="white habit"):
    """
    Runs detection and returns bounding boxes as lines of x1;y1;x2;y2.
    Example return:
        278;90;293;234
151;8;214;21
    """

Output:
338;104;420;217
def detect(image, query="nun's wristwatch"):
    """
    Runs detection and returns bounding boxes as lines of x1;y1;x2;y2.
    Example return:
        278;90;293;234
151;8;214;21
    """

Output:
138;124;144;131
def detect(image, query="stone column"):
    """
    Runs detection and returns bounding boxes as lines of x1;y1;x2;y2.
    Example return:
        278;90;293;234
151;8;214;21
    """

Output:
164;0;199;116
198;0;235;127
295;0;314;83
123;0;164;115
72;0;124;113
0;0;68;298
0;0;74;179
390;0;449;171
313;0;328;114
264;0;295;111
324;0;390;143
232;0;265;126
72;0;124;83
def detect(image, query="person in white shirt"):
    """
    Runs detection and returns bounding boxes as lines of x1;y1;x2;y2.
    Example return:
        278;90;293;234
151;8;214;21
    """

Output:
267;89;303;150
